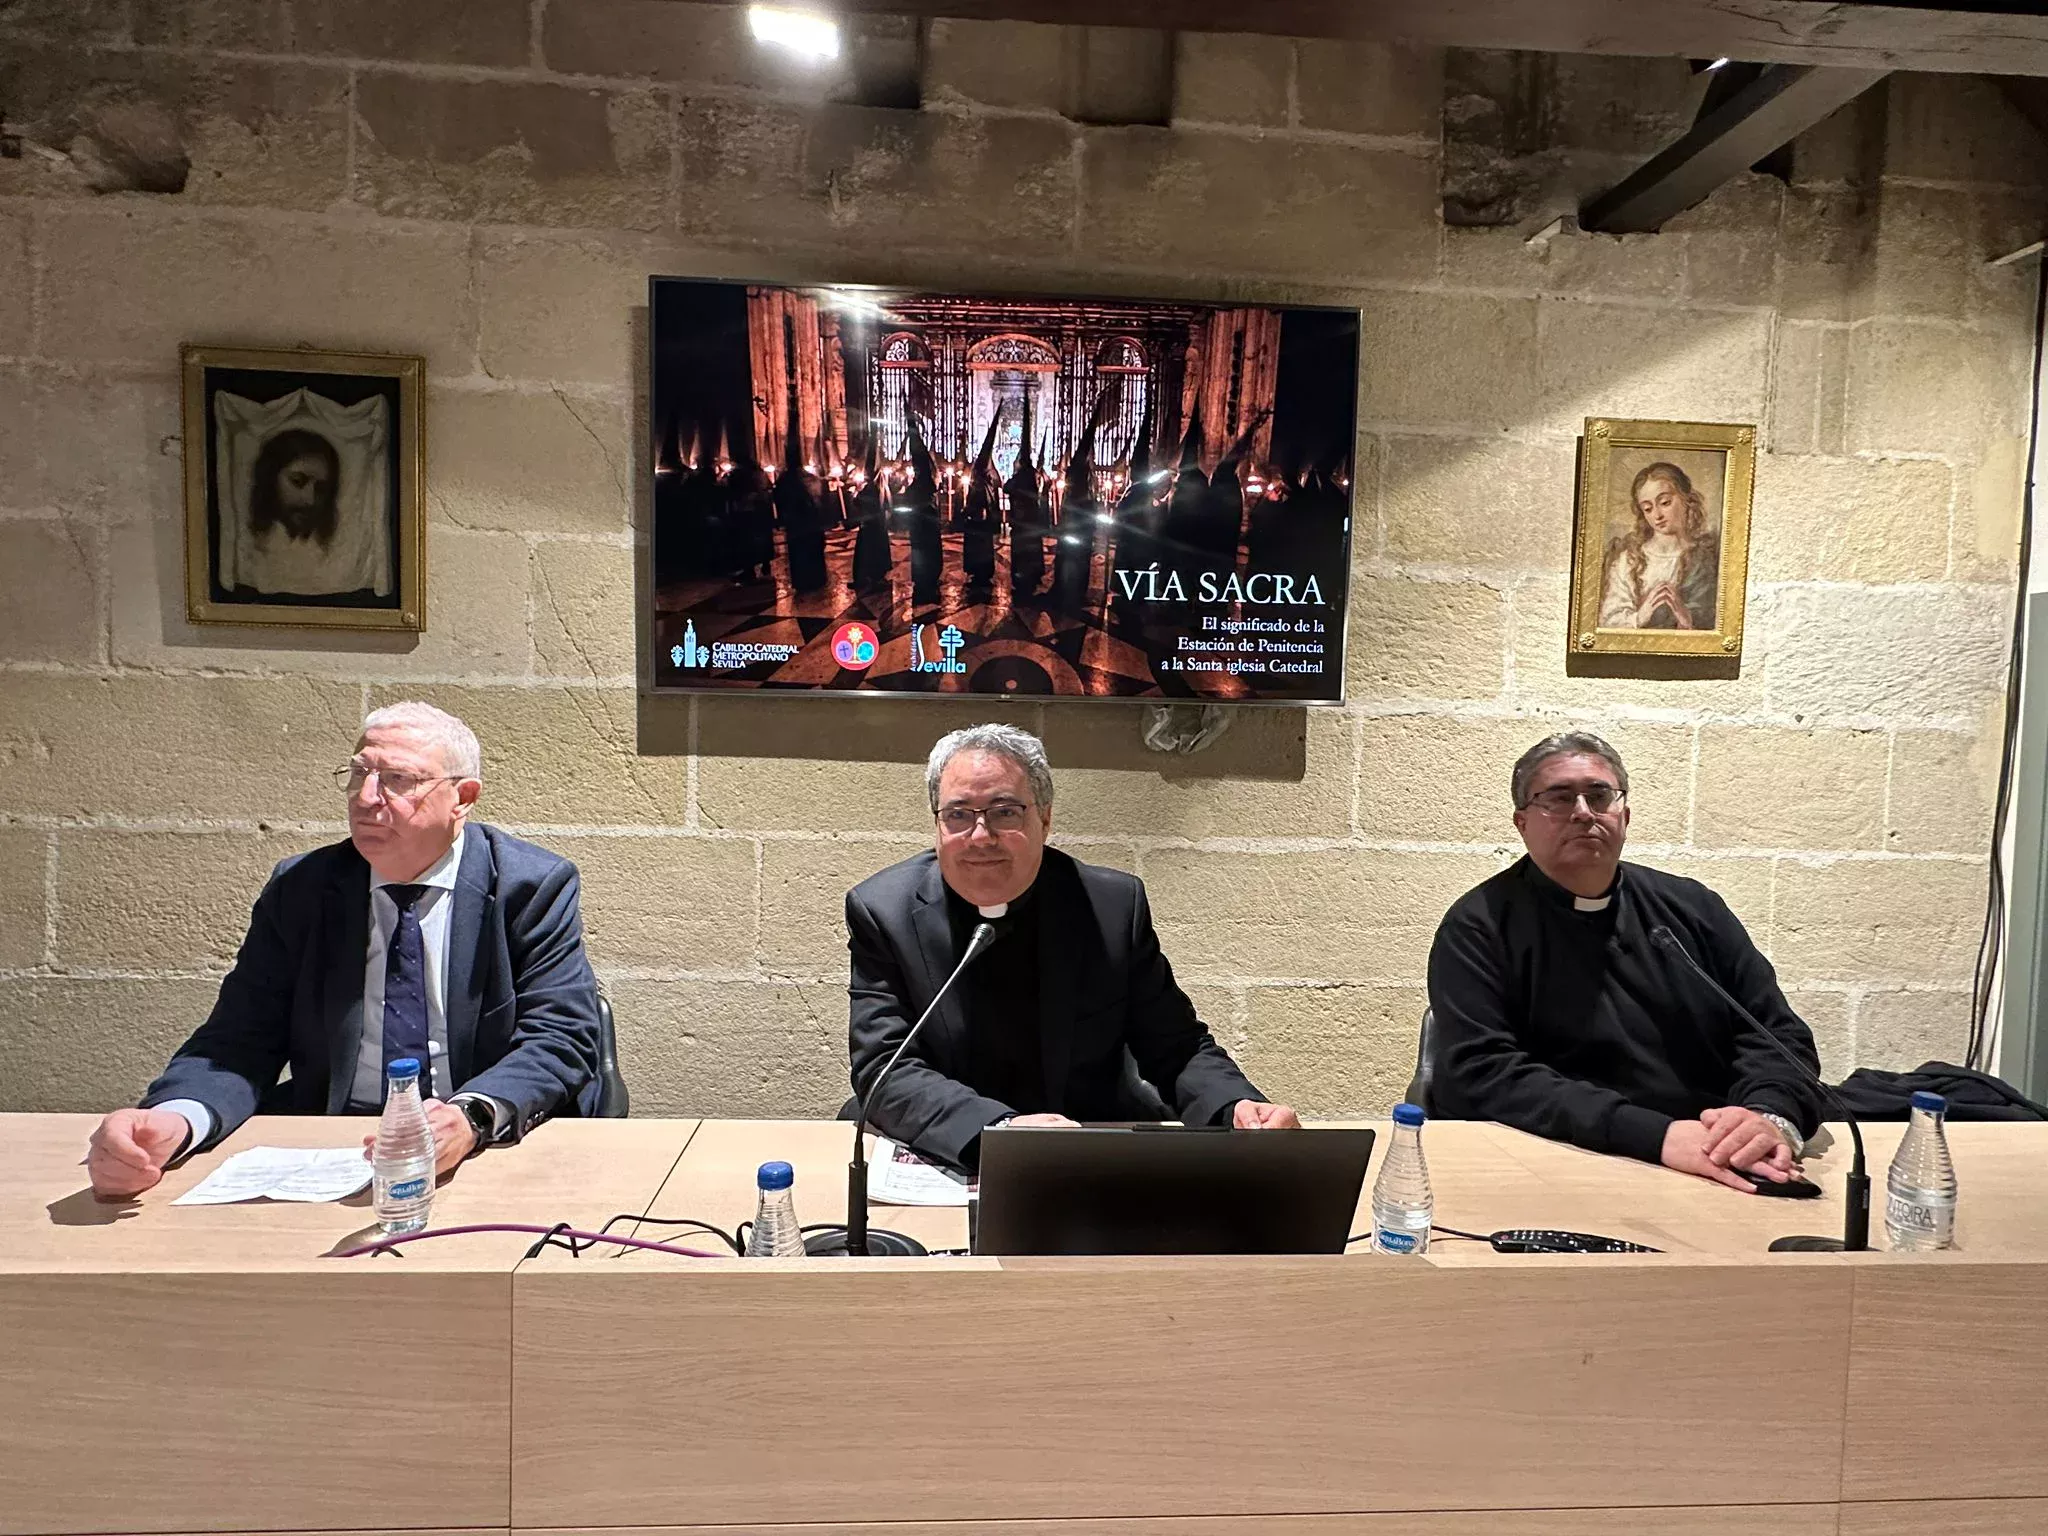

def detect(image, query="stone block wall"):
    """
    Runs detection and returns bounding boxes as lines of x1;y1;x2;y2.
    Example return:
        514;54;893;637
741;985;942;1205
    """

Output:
0;3;2036;1115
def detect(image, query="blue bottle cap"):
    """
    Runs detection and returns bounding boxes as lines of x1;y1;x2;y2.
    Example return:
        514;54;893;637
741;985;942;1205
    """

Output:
1910;1090;1947;1114
386;1057;421;1079
1392;1102;1425;1127
757;1160;794;1191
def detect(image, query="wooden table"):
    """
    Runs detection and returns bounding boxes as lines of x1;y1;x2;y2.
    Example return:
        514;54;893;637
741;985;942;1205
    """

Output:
2;1114;2043;1536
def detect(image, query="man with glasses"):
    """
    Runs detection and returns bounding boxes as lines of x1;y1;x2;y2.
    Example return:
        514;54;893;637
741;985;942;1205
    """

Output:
846;723;1297;1170
1427;731;1823;1191
84;701;601;1198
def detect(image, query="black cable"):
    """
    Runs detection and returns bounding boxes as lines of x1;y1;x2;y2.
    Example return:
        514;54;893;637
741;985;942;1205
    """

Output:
599;1212;744;1255
1968;249;2047;1071
523;1221;585;1260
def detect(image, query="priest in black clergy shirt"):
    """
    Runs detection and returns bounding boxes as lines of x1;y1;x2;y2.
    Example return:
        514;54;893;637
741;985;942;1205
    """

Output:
845;723;1299;1171
1428;731;1825;1191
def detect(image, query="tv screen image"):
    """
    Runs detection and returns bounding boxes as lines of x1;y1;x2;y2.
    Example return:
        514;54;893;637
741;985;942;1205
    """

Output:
648;278;1360;702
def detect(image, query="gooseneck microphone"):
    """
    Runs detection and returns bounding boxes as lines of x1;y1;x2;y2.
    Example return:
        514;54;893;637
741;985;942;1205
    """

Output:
807;920;1003;1258
1650;925;1869;1252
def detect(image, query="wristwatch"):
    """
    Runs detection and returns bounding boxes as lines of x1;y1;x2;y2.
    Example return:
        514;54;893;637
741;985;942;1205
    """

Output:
451;1094;498;1158
1757;1111;1806;1159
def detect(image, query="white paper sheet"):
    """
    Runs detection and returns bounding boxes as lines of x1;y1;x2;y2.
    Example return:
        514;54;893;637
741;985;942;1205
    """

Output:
172;1146;374;1206
868;1137;974;1207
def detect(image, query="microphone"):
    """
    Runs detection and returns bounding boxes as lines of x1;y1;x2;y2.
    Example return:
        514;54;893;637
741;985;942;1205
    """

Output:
807;919;1004;1258
1650;925;1869;1252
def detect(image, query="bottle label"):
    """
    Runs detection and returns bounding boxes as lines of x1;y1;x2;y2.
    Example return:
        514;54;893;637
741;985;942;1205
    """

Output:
1375;1225;1421;1255
387;1177;428;1202
1885;1191;1949;1235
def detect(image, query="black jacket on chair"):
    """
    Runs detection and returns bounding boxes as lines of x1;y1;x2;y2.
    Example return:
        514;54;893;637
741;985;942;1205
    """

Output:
845;846;1265;1169
139;823;602;1151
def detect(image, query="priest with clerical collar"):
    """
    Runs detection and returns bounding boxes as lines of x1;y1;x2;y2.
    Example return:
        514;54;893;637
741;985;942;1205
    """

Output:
845;723;1297;1171
1428;731;1824;1191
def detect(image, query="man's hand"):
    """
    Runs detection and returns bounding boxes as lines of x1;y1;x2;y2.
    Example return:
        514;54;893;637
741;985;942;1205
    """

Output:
87;1107;192;1199
1234;1100;1302;1129
1006;1113;1080;1128
361;1098;475;1173
1698;1105;1795;1182
1661;1119;1763;1192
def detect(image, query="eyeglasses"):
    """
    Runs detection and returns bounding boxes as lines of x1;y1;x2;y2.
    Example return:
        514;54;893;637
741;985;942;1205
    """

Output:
937;800;1034;836
334;764;461;802
1526;785;1625;817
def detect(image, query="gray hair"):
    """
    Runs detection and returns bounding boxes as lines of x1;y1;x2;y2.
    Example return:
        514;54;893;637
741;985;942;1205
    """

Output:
362;701;483;780
926;723;1054;812
1511;730;1628;809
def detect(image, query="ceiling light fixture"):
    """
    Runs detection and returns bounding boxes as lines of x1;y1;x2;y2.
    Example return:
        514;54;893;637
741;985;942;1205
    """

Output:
748;6;841;62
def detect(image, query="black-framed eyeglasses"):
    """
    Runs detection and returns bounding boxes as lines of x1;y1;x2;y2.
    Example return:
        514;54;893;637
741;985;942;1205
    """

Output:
1526;785;1625;817
937;800;1033;836
334;764;461;802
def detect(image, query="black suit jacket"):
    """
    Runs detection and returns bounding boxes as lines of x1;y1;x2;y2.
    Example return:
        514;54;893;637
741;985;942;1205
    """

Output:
846;847;1265;1168
140;823;602;1151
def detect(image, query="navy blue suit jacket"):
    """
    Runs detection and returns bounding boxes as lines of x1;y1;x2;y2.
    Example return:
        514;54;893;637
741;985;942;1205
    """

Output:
140;823;601;1151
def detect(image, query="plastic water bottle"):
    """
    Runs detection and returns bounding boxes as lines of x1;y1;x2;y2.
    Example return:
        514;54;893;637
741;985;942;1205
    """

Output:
1371;1103;1433;1256
1885;1090;1958;1251
746;1161;804;1257
372;1057;435;1235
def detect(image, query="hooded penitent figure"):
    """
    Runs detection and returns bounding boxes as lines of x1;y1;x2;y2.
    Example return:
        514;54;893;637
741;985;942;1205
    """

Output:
1157;400;1210;580
1107;397;1159;631
728;437;775;584
1005;393;1046;601
850;432;891;592
959;404;1004;591
775;416;829;593
653;420;693;585
1199;407;1268;580
1051;387;1116;612
906;417;943;607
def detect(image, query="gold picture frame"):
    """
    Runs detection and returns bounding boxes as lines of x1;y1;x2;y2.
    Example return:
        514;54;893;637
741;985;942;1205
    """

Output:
182;344;426;630
1569;416;1755;661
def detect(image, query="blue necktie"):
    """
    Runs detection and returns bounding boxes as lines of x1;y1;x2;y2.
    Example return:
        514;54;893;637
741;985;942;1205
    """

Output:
381;884;432;1100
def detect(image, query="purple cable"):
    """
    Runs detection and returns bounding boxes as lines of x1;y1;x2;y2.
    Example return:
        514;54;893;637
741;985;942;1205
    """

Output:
332;1222;726;1260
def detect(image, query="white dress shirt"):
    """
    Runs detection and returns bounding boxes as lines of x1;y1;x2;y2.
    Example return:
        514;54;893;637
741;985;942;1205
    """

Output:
162;826;505;1151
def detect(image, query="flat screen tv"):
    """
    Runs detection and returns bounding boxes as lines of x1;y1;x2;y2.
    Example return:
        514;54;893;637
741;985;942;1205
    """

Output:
648;277;1359;702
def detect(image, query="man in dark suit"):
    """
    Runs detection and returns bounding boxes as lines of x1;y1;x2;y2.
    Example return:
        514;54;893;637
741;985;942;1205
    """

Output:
85;701;601;1198
847;723;1298;1170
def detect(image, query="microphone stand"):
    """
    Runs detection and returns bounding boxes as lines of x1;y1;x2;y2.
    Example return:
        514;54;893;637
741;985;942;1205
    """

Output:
806;920;1001;1258
1651;926;1869;1252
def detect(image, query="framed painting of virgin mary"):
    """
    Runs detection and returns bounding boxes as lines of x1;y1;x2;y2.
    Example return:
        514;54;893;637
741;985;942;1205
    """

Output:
1569;417;1755;662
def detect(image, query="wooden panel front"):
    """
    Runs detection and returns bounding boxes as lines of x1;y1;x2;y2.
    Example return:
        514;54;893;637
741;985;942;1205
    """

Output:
1840;1499;2048;1534
531;1511;1839;1536
1844;1263;2048;1500
511;1260;1851;1527
0;1271;510;1535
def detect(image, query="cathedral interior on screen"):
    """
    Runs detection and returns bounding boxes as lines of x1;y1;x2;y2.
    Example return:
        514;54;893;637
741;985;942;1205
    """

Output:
648;282;1359;696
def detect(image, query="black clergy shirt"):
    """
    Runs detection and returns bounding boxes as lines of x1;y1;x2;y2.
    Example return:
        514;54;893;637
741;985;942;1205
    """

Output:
945;881;1046;1113
1427;857;1825;1163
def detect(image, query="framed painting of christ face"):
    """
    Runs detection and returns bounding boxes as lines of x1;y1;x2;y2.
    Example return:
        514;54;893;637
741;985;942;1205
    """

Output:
1569;416;1756;662
181;344;426;631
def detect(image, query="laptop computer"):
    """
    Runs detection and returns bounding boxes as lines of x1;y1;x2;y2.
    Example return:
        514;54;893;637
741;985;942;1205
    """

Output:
972;1125;1377;1256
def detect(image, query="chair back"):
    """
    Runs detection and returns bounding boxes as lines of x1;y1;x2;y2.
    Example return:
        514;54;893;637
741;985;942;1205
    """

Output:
593;990;630;1118
1404;1006;1436;1114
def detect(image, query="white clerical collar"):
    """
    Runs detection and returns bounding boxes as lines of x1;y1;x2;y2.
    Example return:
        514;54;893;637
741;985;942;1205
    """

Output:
370;823;468;894
978;902;1009;919
1573;892;1612;912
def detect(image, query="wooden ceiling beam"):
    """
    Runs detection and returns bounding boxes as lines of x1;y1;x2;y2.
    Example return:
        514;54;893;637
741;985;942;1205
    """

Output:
1581;63;1889;233
683;1;2048;77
